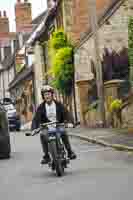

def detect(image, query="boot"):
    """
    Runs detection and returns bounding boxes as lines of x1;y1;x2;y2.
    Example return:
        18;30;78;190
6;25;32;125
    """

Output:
41;154;50;164
61;133;77;160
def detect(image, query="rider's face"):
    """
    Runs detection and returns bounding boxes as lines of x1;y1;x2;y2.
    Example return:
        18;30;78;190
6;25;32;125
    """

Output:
43;92;53;103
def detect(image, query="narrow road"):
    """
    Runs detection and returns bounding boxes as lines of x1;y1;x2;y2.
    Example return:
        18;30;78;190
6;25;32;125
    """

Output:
0;131;133;200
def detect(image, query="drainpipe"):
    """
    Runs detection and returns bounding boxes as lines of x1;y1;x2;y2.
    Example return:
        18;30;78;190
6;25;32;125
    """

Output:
88;0;106;127
72;49;78;124
2;71;5;98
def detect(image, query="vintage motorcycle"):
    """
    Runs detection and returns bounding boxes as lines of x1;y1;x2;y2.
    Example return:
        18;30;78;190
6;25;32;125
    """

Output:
25;121;70;177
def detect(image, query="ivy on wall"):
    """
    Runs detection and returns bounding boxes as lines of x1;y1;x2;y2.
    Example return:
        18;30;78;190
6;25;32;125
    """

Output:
49;30;74;96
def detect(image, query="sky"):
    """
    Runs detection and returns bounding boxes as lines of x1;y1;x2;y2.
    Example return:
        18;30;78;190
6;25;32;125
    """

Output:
0;0;47;31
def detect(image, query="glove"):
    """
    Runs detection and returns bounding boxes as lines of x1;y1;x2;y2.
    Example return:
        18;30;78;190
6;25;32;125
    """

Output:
32;129;38;136
67;123;74;128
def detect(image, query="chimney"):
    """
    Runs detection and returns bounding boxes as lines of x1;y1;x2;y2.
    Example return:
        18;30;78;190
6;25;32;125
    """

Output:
3;10;6;17
0;10;9;34
47;0;56;9
15;0;32;33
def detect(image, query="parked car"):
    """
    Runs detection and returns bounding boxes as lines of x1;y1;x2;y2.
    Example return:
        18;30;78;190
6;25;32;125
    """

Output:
0;104;11;159
3;103;21;131
0;97;14;105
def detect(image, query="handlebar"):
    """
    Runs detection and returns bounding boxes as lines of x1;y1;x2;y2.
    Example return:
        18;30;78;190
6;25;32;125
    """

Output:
40;121;65;127
25;121;66;137
25;127;41;136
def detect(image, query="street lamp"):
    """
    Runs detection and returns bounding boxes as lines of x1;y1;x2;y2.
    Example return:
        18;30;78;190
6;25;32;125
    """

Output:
88;0;106;127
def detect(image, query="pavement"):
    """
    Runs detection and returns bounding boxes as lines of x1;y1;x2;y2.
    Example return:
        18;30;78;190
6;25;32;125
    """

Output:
69;127;133;152
1;131;133;200
21;122;133;152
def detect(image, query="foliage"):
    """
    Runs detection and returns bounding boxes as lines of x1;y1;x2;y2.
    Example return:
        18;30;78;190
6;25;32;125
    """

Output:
109;99;122;113
49;29;69;50
49;30;74;96
84;100;100;114
16;64;23;73
51;47;73;77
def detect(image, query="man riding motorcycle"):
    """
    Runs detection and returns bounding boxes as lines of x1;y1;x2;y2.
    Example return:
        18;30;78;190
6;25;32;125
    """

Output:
31;85;77;164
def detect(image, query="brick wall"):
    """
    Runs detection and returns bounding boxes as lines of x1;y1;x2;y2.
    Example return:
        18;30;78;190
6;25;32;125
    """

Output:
61;0;115;43
15;0;32;32
70;0;113;43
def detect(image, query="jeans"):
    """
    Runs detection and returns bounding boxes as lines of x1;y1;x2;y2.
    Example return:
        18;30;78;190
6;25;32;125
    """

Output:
40;128;72;157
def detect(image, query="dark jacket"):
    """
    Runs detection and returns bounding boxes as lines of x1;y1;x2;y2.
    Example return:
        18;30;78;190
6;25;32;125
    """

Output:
31;100;72;130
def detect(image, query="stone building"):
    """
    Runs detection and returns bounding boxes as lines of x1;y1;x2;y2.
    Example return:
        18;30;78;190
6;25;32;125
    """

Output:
47;0;124;123
74;0;129;126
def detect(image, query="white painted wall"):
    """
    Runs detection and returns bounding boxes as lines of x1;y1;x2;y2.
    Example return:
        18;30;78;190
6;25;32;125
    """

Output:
0;65;15;99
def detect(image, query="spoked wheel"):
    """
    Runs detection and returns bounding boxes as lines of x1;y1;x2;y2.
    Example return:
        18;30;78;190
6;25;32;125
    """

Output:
49;140;64;177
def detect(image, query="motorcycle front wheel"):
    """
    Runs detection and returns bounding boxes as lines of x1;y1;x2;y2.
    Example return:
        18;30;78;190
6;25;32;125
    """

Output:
49;140;64;177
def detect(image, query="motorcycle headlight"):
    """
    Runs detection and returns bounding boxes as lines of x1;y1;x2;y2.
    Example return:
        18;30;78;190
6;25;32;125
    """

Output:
7;111;16;117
